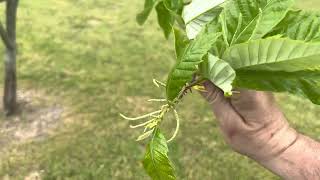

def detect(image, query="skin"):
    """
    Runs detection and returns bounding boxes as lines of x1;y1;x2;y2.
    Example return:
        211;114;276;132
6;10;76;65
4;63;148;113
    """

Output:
201;81;320;180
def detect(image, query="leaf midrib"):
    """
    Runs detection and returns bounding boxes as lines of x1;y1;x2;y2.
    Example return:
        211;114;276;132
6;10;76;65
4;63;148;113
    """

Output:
231;0;276;45
149;129;163;180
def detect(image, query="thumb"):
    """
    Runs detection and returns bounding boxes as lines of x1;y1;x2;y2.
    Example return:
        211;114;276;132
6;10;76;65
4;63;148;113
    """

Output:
200;81;245;131
200;81;225;105
230;89;279;121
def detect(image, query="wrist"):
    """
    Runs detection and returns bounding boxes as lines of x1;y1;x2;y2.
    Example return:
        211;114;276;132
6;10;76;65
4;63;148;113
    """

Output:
257;126;299;161
259;133;320;180
244;122;299;162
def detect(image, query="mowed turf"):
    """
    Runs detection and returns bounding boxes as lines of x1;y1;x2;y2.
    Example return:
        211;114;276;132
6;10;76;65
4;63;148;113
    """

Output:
0;0;319;179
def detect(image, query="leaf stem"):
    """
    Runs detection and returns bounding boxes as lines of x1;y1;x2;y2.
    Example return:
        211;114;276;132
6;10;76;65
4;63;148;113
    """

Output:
120;110;161;121
130;119;155;128
167;109;180;143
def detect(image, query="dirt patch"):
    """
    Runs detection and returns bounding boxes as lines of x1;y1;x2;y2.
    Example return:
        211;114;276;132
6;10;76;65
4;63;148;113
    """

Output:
2;171;43;180
0;89;64;152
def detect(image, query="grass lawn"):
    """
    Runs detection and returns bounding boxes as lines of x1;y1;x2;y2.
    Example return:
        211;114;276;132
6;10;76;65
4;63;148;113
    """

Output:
0;0;320;179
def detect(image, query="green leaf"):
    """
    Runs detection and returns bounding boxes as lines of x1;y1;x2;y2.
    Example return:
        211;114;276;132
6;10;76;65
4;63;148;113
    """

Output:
223;38;320;104
200;53;235;94
137;0;184;37
210;36;228;58
163;0;183;13
234;69;320;105
156;2;175;39
266;10;320;42
163;0;185;27
173;27;190;61
182;0;225;39
222;0;294;45
137;0;159;25
223;38;320;71
166;21;222;101
143;129;176;180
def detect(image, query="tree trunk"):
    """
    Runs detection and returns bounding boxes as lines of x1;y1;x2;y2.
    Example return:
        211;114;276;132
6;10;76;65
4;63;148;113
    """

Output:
3;0;18;116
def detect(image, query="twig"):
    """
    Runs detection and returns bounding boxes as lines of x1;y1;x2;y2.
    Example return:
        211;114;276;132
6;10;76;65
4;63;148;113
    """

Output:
175;77;205;101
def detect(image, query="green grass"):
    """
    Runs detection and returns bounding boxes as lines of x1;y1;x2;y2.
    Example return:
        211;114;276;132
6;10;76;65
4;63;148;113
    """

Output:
0;0;319;179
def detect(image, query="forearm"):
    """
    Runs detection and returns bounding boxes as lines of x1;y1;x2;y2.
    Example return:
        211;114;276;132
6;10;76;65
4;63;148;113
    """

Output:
260;133;320;180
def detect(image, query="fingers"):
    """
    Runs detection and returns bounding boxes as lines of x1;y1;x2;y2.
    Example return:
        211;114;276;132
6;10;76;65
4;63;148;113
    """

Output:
200;81;246;134
200;81;225;105
230;89;281;123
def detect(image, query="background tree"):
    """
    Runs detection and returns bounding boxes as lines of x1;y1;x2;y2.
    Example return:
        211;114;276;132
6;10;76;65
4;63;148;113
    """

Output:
0;0;19;115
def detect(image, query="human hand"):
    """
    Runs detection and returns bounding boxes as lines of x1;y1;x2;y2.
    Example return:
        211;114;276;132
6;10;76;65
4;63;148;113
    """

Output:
200;81;298;161
201;81;320;179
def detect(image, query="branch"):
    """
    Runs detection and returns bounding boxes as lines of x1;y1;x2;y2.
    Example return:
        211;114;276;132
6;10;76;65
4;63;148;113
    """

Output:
0;21;13;49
